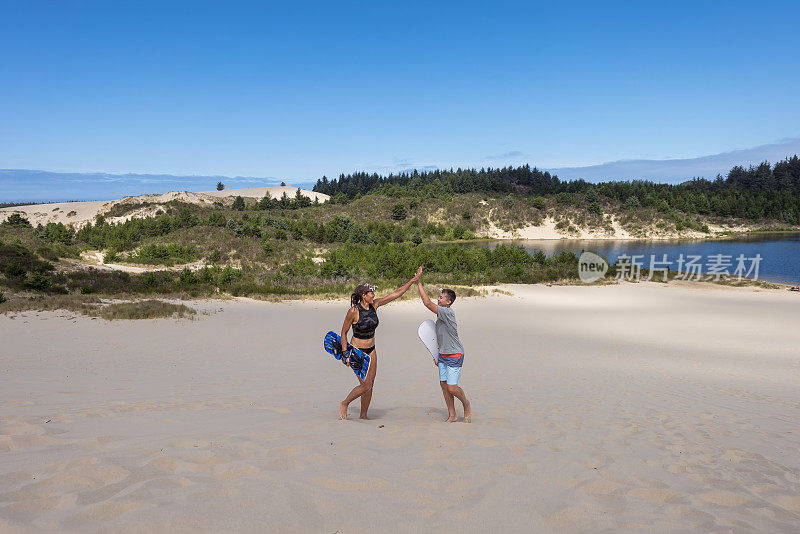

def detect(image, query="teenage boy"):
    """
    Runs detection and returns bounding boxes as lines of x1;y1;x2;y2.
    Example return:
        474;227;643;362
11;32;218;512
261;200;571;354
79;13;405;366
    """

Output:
416;274;472;423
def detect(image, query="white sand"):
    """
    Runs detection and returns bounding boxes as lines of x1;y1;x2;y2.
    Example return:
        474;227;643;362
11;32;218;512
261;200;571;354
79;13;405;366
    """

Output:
482;215;741;240
0;187;328;228
1;283;800;532
196;186;329;203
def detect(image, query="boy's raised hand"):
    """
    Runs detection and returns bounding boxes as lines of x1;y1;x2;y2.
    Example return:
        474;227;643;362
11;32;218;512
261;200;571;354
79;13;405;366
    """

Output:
412;266;423;282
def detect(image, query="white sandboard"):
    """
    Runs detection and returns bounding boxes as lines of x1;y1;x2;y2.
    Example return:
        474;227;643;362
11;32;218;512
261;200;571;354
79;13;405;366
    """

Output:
418;320;439;365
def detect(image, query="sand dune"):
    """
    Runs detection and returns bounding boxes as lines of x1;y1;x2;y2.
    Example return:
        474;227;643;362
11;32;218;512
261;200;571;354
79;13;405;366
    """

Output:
1;283;800;532
195;185;329;202
0;186;329;228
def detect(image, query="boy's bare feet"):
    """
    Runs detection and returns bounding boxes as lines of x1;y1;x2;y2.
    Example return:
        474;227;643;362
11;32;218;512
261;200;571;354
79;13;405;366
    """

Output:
359;414;369;420
339;402;348;420
463;400;472;423
445;414;457;423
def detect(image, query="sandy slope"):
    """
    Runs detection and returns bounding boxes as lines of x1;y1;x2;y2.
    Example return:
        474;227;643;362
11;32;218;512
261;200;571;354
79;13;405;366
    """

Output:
195;186;329;202
0;187;329;228
1;283;799;532
480;215;755;240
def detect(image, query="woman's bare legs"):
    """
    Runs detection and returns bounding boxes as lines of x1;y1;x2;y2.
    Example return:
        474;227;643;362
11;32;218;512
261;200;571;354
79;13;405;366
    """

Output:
440;381;457;422
360;388;373;419
339;352;377;420
446;384;472;423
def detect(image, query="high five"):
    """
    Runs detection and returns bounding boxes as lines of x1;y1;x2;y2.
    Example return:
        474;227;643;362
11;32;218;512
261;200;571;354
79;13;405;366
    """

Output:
337;267;423;420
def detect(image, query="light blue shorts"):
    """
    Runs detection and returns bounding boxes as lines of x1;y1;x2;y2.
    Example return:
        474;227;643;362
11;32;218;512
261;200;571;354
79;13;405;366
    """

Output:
438;363;462;385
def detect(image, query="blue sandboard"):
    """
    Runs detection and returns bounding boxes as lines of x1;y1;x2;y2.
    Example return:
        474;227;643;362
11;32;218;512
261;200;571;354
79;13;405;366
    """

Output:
324;331;371;381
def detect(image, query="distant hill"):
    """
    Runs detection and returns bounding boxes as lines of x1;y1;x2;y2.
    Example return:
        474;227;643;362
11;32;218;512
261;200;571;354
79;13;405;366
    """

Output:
548;138;800;183
0;186;328;227
0;169;318;203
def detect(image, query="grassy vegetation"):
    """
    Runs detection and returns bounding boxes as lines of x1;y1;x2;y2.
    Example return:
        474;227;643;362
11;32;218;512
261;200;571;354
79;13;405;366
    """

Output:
1;184;793;313
104;201;154;218
97;300;196;320
127;243;198;265
0;294;195;319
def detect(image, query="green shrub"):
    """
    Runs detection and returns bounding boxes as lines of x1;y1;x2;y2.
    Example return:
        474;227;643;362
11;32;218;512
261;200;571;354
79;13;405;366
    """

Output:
625;195;641;209
129;243;196;265
0;291;5;304
462;210;472;220
35;222;75;245
232;196;245;211
104;249;119;263
2;213;31;228
531;196;546;210
219;266;241;285
179;268;199;285
332;193;349;205
37;246;59;261
4;262;26;278
24;273;52;290
391;203;407;220
207;212;226;227
588;202;602;215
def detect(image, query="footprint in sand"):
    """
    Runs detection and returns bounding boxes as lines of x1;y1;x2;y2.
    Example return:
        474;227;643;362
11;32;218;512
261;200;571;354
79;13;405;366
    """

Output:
65;501;150;524
28;472;98;493
580;479;622;495
628;488;684;503
212;464;262;481
0;494;72;518
0;420;47;436
719;449;747;462
543;506;596;530
145;456;205;475
751;484;778;494
500;462;528;475
1;471;37;485
774;495;800;511
699;491;750;507
312;475;388;491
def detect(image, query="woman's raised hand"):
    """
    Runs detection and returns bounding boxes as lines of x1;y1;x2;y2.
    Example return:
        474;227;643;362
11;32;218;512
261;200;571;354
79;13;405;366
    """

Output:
412;266;423;282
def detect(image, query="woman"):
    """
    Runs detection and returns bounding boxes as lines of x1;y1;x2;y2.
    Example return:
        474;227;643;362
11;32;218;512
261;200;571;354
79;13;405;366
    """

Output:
339;267;422;420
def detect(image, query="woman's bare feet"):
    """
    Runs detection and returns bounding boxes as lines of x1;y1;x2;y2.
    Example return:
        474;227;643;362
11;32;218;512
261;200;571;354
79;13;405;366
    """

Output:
339;402;348;420
445;414;457;423
359;414;369;420
463;400;472;423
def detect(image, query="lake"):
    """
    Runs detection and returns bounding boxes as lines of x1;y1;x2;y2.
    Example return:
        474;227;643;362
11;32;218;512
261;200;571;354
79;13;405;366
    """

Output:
433;232;800;286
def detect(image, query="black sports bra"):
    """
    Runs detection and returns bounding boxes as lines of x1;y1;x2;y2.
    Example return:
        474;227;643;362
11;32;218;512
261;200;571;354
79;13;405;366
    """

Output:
352;303;379;339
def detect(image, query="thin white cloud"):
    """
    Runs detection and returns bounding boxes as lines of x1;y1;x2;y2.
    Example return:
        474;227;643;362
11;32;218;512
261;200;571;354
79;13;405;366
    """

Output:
485;150;527;160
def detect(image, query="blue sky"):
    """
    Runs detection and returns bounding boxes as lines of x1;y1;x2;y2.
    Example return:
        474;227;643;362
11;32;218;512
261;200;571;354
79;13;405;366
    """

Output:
1;1;799;190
